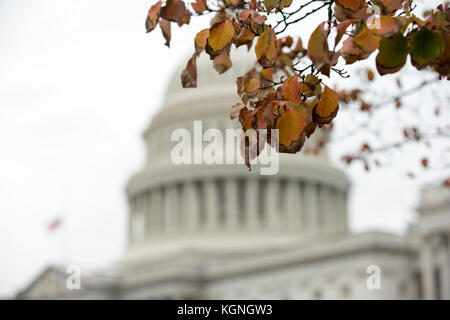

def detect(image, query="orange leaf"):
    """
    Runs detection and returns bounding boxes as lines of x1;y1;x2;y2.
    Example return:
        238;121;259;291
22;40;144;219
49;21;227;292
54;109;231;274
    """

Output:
280;75;302;104
255;28;277;68
276;107;307;153
194;29;209;55
313;86;339;124
206;20;235;58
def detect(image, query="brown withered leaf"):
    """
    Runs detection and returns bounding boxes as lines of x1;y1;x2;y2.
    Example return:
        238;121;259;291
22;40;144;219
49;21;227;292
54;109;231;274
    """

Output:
146;1;162;33
181;54;197;88
160;0;186;23
213;46;232;74
160;19;171;47
191;0;207;14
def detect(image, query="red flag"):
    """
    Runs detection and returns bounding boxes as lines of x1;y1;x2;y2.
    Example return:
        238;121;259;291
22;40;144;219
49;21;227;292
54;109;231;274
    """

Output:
47;218;62;232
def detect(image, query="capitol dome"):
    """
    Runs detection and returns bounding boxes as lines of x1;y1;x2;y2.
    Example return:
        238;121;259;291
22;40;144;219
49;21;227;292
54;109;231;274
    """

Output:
123;47;350;264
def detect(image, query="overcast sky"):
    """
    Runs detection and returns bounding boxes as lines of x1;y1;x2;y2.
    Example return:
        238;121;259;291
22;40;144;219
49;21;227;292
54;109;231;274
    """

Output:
0;0;447;297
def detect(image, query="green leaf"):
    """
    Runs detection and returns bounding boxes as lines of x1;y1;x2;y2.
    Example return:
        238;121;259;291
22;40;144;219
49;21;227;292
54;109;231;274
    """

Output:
376;33;408;75
410;28;445;68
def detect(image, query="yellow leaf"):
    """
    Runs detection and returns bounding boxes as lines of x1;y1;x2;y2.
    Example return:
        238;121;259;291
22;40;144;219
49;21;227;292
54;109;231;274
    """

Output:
255;28;277;68
313;86;339;124
206;20;235;57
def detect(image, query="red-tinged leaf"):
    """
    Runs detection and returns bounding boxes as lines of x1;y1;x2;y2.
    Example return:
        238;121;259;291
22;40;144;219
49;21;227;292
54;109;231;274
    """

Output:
206;20;235;58
160;0;186;22
160;19;171;47
335;19;355;46
146;1;162;33
181;54;197;88
255;28;277;68
313;86;339;125
177;10;191;26
191;0;207;14
335;0;364;11
372;0;404;14
230;103;246;119
371;16;402;37
279;75;302;104
276;107;307;153
194;29;209;55
213;47;232;74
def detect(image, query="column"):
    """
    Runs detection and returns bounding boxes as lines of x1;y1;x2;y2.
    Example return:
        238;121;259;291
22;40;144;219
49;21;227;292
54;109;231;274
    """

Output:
204;180;219;231
150;188;163;234
303;182;319;233
245;179;259;230
144;191;152;237
128;196;136;246
182;181;200;232
420;235;435;300
264;179;280;230
224;178;239;230
339;190;349;233
163;185;178;233
133;195;145;242
285;180;301;230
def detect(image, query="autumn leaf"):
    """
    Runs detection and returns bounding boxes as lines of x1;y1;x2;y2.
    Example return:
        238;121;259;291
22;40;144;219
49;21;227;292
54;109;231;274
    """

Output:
278;75;302;104
335;0;364;11
354;27;380;53
160;19;171;47
313;86;339;125
255;28;277;68
235;27;255;48
308;22;336;76
376;33;408;75
213;47;232;74
276;107;307;153
371;16;402;37
160;0;186;23
230;103;246;120
206;20;235;58
410;28;445;70
194;29;209;55
146;1;162;33
181;54;197;88
191;0;207;14
264;0;280;12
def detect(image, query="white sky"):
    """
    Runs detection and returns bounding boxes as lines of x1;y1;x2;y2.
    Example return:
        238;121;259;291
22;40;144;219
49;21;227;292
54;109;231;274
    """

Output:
0;0;447;297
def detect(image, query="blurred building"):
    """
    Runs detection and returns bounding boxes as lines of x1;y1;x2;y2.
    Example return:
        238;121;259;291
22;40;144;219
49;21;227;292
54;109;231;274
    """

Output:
17;51;450;300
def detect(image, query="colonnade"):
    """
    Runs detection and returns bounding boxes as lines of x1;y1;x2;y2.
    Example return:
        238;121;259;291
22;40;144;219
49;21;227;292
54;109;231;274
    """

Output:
129;178;348;244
